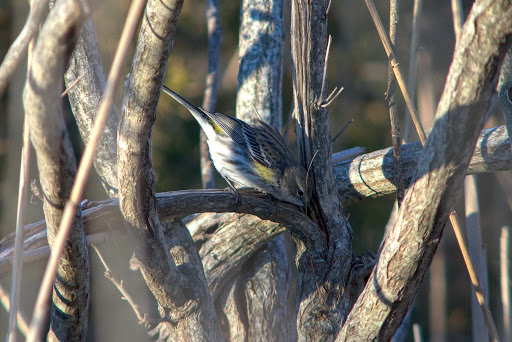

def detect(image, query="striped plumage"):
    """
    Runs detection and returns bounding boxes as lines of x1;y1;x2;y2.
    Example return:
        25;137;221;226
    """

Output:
161;85;311;207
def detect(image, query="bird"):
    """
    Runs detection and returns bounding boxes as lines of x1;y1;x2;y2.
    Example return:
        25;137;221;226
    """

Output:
161;85;312;207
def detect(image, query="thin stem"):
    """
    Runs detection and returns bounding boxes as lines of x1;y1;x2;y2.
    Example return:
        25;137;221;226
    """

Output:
449;212;500;342
364;0;427;144
0;0;48;98
403;0;423;143
26;0;147;340
501;226;511;342
200;0;221;189
91;245;151;326
319;35;332;105
386;0;404;206
451;0;464;40
7;122;31;342
0;283;29;337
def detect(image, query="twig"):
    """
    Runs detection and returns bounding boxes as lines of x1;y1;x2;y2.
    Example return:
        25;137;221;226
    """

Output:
449;212;500;342
0;0;48;98
364;0;427;145
318;35;343;108
465;175;489;341
26;0;147;340
501;226;511;342
321;87;344;108
60;72;86;98
386;0;404;206
331;118;353;144
366;1;501;339
412;324;423;342
7;121;31;342
0;283;29;337
331;146;364;163
403;0;423;143
91;245;151;326
319;35;331;104
200;0;221;189
451;0;464;40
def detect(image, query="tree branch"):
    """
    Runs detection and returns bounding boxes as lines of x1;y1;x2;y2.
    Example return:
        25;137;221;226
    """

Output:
1;126;509;275
219;0;292;339
117;0;223;339
22;0;91;339
339;0;512;339
291;1;353;340
64;18;119;197
0;0;48;98
334;125;511;205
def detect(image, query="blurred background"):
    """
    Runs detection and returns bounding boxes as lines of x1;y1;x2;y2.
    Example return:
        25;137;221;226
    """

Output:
0;0;510;340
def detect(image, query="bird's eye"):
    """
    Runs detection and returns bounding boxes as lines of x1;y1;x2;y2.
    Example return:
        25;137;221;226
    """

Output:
297;189;304;197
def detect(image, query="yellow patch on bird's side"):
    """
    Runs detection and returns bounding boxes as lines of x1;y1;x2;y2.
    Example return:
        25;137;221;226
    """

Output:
252;161;275;182
208;118;224;134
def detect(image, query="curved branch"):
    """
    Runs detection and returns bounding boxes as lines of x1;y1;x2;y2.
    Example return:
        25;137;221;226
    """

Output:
0;0;48;98
117;0;222;339
22;0;90;339
65;19;119;197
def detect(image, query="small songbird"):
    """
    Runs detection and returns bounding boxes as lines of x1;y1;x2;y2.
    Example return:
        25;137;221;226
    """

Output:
161;85;311;207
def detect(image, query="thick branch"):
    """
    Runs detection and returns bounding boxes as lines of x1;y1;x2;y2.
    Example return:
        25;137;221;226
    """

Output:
117;0;222;339
65;18;119;197
1;128;509;274
339;0;512;340
217;0;293;339
335;125;511;205
22;0;90;339
291;1;352;340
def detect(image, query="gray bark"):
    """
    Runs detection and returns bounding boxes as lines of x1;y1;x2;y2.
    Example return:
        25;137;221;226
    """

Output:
335;125;511;205
64;18;119;198
339;0;512;340
22;0;91;339
1;126;509;276
213;0;294;340
117;0;223;340
291;1;352;340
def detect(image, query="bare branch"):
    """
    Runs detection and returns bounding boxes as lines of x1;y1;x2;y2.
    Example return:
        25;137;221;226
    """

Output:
0;0;48;98
291;0;352;339
0;283;29;337
339;0;512;339
236;0;284;127
364;0;427;144
118;0;222;339
91;245;153;327
386;0;404;206
7;121;30;341
64;18;119;197
200;0;222;189
334;125;511;205
224;0;292;339
22;0;93;339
